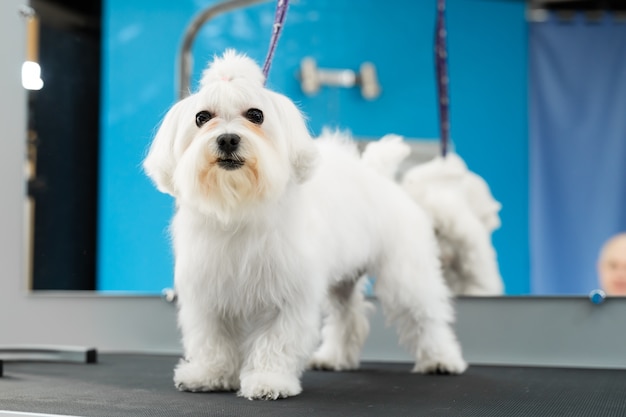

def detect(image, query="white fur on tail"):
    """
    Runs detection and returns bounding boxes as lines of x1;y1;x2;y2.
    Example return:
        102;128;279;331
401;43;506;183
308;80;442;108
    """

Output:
360;134;410;180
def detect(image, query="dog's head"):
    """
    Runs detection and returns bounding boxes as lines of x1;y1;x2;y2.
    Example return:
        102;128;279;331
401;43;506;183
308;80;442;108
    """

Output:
143;50;318;221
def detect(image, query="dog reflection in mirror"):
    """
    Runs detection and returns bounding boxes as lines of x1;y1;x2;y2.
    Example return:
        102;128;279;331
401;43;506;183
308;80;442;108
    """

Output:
143;50;466;401
363;137;504;296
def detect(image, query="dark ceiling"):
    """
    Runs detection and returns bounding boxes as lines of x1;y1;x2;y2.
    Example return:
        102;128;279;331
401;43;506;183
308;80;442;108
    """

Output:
33;0;626;16
28;0;625;31
538;0;626;11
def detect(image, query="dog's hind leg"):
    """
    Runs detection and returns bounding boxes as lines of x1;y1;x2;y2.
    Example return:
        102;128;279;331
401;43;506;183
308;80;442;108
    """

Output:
374;240;468;374
452;214;504;296
309;274;373;371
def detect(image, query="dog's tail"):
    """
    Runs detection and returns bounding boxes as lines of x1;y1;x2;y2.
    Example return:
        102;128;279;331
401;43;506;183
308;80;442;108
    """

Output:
361;134;411;179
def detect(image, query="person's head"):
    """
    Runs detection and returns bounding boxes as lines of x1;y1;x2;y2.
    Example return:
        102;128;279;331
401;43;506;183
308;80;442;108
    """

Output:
597;233;626;295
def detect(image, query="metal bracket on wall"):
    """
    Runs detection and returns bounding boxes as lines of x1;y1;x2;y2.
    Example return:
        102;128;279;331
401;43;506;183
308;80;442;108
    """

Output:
299;57;381;100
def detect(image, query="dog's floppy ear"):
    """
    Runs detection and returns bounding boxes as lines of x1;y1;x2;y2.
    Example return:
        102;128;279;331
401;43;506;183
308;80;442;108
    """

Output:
143;96;196;196
270;92;319;183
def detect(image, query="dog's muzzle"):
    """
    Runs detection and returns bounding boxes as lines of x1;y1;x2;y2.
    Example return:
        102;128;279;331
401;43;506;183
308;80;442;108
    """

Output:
216;133;245;170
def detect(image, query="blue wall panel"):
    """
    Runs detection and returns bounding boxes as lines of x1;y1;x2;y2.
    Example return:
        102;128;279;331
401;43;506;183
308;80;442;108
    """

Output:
99;0;528;294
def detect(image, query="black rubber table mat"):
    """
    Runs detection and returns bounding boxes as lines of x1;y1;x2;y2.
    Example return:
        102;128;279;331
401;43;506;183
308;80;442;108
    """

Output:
1;354;625;416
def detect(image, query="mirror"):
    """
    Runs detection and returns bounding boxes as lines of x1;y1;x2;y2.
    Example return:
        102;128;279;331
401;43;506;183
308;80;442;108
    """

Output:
24;0;626;297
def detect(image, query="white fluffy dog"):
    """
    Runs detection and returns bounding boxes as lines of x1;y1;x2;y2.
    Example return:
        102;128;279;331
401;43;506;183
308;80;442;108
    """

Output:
363;136;504;296
143;50;466;400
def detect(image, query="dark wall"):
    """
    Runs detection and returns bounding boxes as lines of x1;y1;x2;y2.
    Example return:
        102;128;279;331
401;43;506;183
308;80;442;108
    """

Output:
29;1;101;290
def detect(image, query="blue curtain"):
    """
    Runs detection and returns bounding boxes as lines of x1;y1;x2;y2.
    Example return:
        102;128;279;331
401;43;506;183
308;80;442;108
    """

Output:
530;13;626;295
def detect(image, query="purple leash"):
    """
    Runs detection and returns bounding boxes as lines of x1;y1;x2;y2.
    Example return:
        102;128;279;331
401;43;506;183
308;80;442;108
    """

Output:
262;0;290;83
435;0;450;157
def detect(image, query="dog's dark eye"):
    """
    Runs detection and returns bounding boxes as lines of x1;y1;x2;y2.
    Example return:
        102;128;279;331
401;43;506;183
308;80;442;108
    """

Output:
195;111;213;127
244;108;264;125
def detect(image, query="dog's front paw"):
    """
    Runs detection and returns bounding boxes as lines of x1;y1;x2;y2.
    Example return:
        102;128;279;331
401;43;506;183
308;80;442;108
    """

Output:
174;360;239;392
412;349;468;375
238;371;301;400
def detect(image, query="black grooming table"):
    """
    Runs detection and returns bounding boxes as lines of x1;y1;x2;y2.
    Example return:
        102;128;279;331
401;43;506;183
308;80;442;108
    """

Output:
1;354;625;417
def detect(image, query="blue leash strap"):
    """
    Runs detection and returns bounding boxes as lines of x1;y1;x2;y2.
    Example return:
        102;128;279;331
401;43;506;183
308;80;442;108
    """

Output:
262;0;290;83
435;0;450;157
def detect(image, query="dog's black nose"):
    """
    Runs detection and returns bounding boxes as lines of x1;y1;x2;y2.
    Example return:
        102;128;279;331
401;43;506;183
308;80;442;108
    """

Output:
217;133;241;154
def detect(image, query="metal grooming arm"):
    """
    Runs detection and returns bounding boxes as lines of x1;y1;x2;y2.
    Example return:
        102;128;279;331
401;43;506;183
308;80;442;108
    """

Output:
178;0;270;99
